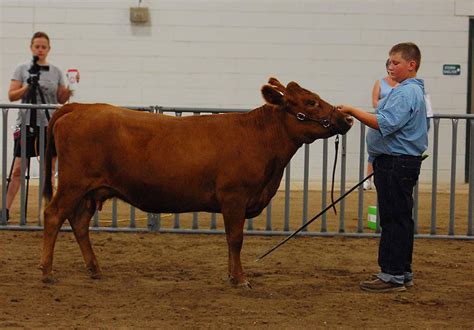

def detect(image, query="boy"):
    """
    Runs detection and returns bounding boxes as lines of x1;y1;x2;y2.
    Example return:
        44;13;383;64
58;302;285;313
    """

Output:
338;42;429;292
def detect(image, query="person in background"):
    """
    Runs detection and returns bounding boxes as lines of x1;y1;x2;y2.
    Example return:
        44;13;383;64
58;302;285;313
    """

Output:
1;31;79;222
338;42;429;292
364;59;399;190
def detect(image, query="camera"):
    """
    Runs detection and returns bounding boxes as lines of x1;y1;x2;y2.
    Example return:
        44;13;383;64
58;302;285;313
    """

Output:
27;55;49;85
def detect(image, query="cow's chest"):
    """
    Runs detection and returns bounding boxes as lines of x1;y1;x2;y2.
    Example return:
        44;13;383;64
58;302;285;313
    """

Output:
245;167;286;218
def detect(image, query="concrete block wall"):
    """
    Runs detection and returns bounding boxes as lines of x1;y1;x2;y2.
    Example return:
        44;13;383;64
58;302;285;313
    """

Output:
0;0;471;184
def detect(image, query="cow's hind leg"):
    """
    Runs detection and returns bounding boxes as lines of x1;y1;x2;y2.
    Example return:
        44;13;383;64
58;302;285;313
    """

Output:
40;196;68;283
68;198;101;279
222;205;250;288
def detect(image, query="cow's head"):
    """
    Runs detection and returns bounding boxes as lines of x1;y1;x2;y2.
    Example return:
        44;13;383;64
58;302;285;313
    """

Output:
262;77;353;142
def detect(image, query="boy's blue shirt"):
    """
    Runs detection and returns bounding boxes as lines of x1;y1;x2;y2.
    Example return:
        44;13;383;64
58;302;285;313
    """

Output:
367;78;429;157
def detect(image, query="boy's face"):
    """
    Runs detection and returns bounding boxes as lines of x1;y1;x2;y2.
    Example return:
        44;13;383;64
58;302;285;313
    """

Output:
387;52;417;83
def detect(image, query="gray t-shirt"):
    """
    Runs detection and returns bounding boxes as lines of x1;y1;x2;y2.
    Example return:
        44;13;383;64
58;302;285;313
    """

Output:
12;62;65;126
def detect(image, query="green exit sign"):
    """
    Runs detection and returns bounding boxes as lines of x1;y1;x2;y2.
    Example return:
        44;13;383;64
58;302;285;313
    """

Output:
443;64;461;75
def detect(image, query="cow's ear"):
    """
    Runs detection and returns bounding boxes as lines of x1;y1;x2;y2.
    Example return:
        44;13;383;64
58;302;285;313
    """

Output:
261;85;284;105
286;81;302;93
268;77;286;94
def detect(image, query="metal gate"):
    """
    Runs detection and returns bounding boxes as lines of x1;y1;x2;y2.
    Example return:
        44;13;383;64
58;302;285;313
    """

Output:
1;103;473;240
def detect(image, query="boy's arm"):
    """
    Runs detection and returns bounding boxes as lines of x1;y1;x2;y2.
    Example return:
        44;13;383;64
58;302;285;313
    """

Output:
337;105;379;130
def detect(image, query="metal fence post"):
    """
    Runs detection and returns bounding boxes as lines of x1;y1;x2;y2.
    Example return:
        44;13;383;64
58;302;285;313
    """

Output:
247;218;254;230
302;143;310;231
338;135;347;233
469;119;474;236
357;123;366;233
130;206;136;228
265;201;272;231
449;119;458;236
210;213;217;230
284;161;291;231
112;198;118;228
321;138;328;232
1;109;8;225
37;117;46;226
19;112;27;226
93;211;99;227
148;213;160;232
430;118;440;235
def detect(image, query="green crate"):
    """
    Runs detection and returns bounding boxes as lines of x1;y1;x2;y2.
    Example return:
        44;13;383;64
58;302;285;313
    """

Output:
367;205;377;230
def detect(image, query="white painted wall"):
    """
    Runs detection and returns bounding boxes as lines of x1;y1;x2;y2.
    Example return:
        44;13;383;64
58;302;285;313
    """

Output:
0;0;471;184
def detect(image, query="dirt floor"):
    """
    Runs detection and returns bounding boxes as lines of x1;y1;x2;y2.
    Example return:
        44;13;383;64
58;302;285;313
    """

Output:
0;232;473;328
1;186;474;327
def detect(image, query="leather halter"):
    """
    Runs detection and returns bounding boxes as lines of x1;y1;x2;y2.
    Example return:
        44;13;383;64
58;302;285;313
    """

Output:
293;106;336;128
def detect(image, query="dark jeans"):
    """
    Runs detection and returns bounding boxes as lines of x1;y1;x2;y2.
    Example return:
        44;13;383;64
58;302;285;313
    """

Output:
373;154;421;276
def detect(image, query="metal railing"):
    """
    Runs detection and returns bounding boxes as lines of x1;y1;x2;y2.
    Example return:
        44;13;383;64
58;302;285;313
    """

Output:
0;103;473;240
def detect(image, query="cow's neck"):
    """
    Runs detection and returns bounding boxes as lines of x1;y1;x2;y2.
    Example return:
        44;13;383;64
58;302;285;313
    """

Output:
249;105;304;163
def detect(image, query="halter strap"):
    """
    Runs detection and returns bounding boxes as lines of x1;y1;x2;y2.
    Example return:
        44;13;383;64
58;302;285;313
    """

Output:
293;106;336;128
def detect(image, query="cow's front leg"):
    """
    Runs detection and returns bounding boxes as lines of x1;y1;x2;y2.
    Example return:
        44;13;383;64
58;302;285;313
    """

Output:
222;208;250;288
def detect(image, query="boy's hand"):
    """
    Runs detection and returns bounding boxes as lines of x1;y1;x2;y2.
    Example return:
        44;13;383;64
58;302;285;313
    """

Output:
337;105;355;115
336;105;379;130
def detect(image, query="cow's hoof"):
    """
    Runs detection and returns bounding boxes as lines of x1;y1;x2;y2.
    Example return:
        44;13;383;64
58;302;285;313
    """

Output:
90;273;102;280
86;266;102;279
41;274;57;284
88;271;102;280
229;276;252;289
236;280;252;289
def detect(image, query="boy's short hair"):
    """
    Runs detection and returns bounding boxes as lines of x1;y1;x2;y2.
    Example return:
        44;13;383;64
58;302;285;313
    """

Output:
389;42;421;71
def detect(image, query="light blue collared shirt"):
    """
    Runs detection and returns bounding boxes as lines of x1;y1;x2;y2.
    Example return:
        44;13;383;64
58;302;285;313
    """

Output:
367;78;429;157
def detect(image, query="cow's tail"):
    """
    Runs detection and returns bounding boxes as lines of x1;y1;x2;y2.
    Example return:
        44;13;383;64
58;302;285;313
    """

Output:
43;103;76;202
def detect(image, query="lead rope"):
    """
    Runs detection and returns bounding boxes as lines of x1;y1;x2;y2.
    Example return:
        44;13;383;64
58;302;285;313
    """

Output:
330;135;339;215
255;134;376;262
255;171;375;262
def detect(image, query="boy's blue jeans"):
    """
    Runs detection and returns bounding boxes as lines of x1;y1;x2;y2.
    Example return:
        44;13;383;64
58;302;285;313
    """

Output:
373;154;422;285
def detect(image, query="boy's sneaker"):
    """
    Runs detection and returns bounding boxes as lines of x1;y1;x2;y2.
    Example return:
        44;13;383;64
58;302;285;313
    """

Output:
360;278;406;292
368;273;413;287
0;209;9;223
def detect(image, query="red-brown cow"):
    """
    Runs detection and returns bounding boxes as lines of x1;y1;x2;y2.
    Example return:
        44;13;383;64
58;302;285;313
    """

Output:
40;78;353;287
